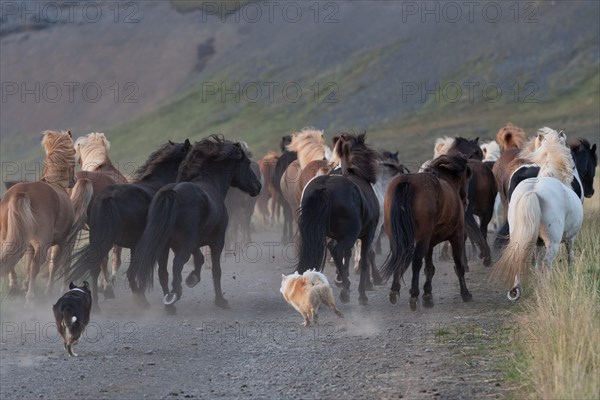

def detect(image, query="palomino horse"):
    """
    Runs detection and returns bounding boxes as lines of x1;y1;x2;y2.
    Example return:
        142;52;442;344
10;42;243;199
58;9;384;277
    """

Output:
1;130;90;304
380;154;473;310
73;132;129;298
256;151;280;226
493;131;584;301
280;128;330;230
272;135;297;242
297;133;379;305
129;136;262;313
68;140;192;310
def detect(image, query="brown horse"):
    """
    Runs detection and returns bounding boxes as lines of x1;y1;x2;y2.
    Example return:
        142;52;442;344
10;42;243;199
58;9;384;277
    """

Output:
0;130;91;304
280;128;330;223
72;132;129;298
496;122;527;150
380;154;472;310
256;151;280;226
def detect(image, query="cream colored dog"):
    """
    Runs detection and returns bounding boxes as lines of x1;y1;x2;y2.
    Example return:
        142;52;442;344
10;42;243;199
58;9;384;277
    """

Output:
280;270;344;326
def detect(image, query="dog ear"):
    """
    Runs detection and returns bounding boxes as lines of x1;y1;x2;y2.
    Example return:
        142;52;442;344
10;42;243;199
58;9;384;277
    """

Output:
83;281;90;289
69;282;76;289
281;274;286;280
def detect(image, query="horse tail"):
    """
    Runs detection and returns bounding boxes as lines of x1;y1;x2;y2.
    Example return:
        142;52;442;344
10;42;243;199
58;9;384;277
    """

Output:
130;190;178;291
1;193;35;271
297;187;330;273
493;190;541;287
464;209;489;260
69;177;93;232
379;182;415;281
68;195;119;282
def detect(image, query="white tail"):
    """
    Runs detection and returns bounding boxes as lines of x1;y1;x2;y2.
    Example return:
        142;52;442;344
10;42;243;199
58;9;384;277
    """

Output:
494;190;541;287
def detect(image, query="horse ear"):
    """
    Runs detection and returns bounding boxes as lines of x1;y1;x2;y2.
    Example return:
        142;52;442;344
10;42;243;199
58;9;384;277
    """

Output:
591;143;597;153
184;139;191;148
332;136;340;146
558;130;566;140
473;137;479;143
169;140;174;145
69;282;76;289
67;130;72;138
83;281;90;289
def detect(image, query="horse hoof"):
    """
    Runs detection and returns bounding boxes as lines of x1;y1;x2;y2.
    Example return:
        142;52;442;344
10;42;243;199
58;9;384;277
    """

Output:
164;293;178;305
103;287;115;299
358;296;368;306
422;294;434;308
340;290;350;304
389;290;399;304
164;304;177;315
215;298;230;309
409;297;418;311
334;276;343;288
185;272;200;288
461;292;473;302
507;287;521;302
483;257;492;267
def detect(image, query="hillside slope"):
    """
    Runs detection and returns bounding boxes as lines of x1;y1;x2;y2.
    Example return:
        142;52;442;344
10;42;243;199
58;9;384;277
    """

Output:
1;0;598;170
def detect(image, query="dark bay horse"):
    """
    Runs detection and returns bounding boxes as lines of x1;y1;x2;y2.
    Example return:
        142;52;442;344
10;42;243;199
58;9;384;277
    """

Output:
72;132;129;298
129;136;262;312
225;160;262;245
297;133;379;305
272;136;296;242
67;140;192;310
1;130;90;304
380;154;473;311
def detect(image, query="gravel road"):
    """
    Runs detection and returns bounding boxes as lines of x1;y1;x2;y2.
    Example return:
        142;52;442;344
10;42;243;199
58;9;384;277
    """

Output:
0;226;516;400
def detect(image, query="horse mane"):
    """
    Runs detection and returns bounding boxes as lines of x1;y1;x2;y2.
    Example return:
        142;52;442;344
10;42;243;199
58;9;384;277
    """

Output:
40;130;76;188
480;140;501;161
74;132;112;170
286;128;326;169
262;151;279;161
334;132;378;183
133;141;187;182
424;153;469;178
433;136;455;158
177;135;245;182
527;128;574;185
496;122;526;149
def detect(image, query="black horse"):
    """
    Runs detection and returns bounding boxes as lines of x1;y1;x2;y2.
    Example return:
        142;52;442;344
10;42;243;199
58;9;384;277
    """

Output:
67;140;192;310
128;136;262;312
493;138;597;251
272;135;297;242
297;133;379;305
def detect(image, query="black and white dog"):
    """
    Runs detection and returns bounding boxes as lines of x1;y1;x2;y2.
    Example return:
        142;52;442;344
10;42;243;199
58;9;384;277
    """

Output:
52;282;92;357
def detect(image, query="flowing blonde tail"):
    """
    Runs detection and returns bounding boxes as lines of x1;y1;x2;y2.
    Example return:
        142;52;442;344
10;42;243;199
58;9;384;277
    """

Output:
493;191;541;287
1;193;35;271
70;178;93;229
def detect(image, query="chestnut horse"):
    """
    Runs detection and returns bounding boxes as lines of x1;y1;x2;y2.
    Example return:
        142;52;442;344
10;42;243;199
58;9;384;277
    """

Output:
256;151;280;226
73;132;129;298
380;154;473;310
1;130;90;304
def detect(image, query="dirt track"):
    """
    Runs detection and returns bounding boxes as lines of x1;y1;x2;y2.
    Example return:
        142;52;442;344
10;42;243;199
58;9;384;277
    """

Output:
0;226;516;400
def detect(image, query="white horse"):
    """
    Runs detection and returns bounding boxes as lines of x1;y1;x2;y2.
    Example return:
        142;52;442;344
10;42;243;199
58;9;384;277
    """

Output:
480;140;502;229
494;129;584;301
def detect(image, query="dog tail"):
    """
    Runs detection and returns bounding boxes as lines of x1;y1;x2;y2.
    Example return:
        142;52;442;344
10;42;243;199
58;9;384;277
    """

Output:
379;181;415;281
1;192;36;272
297;187;331;273
129;189;179;291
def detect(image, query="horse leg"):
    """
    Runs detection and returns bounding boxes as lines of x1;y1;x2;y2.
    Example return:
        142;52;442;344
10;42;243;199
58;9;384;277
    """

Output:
111;245;122;284
329;238;354;304
25;242;44;307
479;215;492;267
375;230;384;254
185;248;204;288
462;234;470;273
127;246;150;310
100;255;115;299
169;250;192;305
449;234;472;303
157;248;171;298
408;241;427;311
422;246;435;308
353;240;361;274
566;237;575;267
209;241;229;308
357;235;375;305
45;245;61;296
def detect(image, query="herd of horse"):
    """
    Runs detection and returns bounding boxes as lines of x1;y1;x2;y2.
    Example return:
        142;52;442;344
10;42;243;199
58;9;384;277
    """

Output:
0;124;596;313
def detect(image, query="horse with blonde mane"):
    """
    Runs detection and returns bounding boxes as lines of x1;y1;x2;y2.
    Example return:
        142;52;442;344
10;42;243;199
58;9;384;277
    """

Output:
0;130;91;304
256;151;280;226
71;132;129;298
492;129;583;301
279;128;330;229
